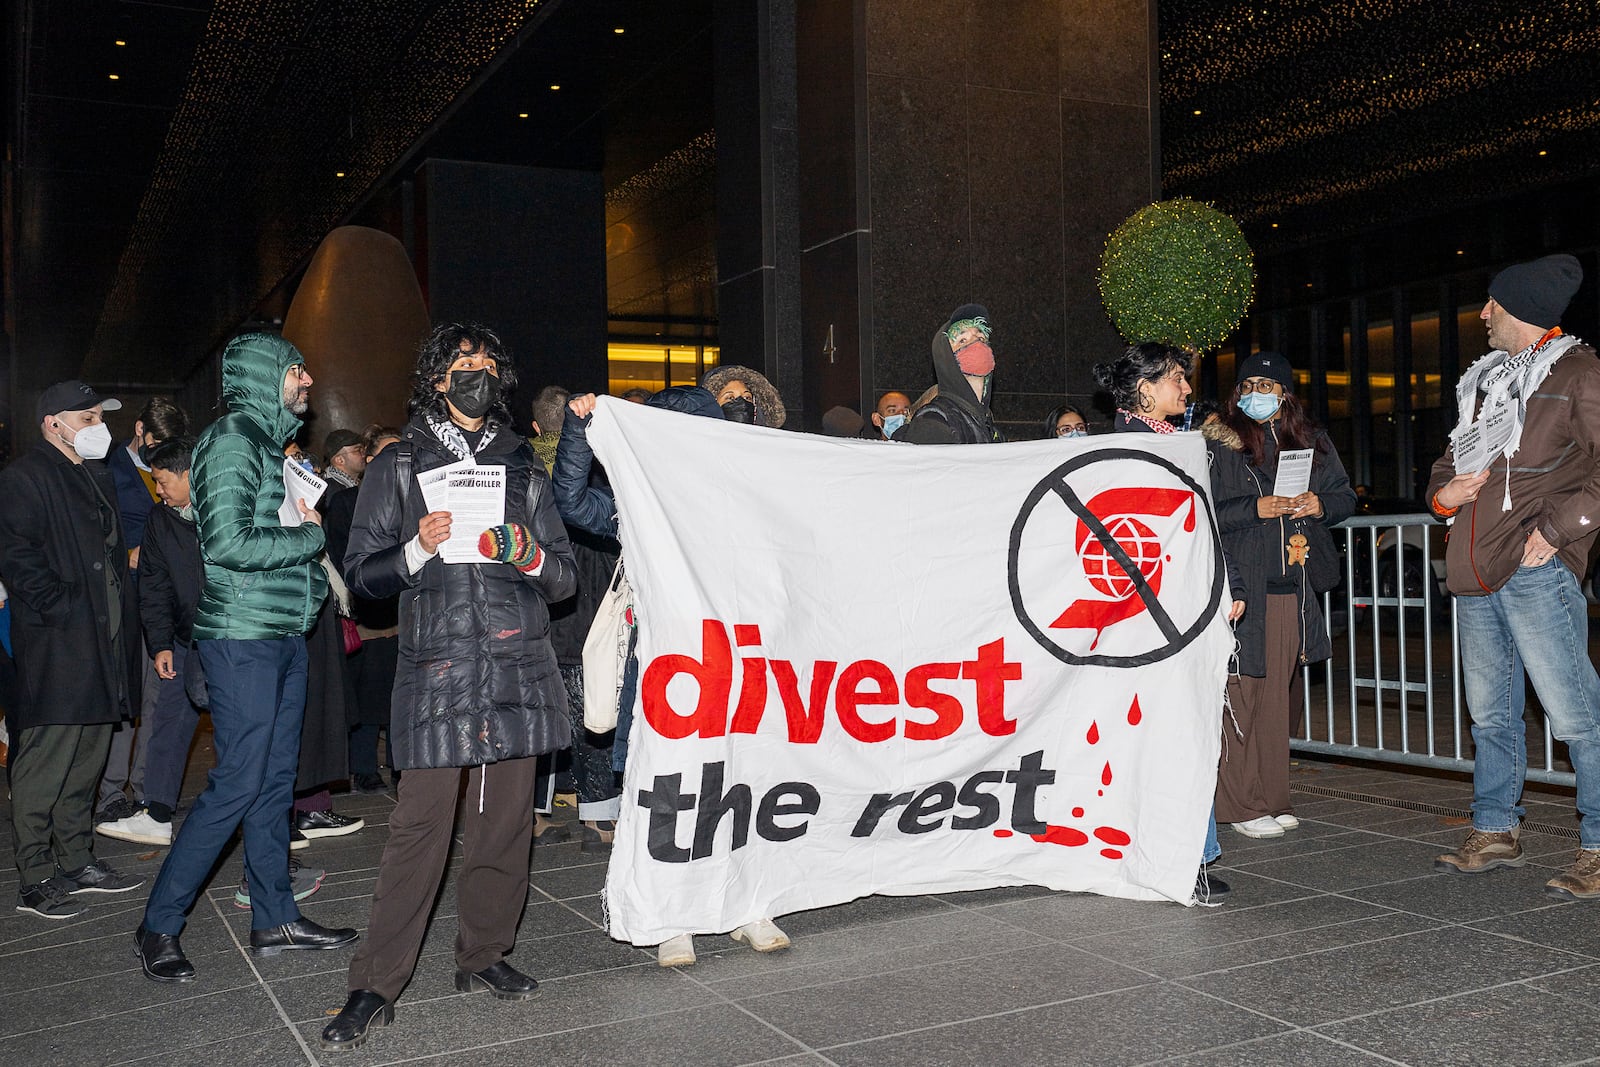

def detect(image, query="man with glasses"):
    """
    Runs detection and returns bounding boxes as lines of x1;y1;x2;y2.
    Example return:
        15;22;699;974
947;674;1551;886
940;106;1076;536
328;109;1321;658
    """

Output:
322;429;368;493
136;335;358;982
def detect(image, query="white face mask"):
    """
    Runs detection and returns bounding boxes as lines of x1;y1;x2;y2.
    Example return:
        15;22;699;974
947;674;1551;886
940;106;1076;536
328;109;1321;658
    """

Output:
60;420;112;460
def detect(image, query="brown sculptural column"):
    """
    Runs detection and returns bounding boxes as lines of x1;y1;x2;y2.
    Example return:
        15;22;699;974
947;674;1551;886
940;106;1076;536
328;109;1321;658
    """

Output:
283;226;432;449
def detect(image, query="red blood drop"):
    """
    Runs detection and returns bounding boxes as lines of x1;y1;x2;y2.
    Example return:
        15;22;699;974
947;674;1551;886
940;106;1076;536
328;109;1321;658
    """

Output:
1094;826;1132;846
1128;697;1142;726
1101;762;1113;786
1030;824;1089;847
1087;720;1100;745
1072;806;1084;818
993;828;1013;838
1100;848;1123;859
1097;790;1103;796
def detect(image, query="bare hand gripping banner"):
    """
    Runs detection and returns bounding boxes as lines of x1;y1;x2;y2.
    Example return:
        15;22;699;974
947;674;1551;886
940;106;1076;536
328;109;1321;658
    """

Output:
586;397;1232;945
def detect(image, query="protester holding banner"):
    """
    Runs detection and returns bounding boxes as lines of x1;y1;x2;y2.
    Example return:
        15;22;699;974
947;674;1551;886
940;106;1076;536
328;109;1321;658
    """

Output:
894;303;1003;444
1204;352;1354;844
701;365;786;428
1095;341;1242;901
559;384;796;965
322;323;577;1052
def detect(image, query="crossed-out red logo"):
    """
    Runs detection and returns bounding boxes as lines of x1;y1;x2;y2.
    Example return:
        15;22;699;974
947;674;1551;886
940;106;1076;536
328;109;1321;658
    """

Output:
1008;450;1225;666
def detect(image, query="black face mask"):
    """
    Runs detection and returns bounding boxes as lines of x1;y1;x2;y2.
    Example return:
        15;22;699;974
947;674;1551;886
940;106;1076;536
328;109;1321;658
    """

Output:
137;441;157;466
445;368;500;419
721;396;756;424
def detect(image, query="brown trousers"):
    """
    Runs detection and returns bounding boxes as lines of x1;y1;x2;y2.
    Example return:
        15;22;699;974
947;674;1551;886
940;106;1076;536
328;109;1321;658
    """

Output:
347;756;537;1001
1216;593;1301;824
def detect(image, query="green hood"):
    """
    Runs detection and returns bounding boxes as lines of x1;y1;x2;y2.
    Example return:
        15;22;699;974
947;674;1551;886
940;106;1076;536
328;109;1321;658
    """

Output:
221;333;305;444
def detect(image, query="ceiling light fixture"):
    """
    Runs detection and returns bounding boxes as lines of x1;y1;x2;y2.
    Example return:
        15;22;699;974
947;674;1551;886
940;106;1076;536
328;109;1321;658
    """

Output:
114;39;126;46
1270;222;1279;228
335;171;346;178
1192;109;1202;116
614;27;625;34
1538;149;1548;157
549;84;560;90
518;112;529;118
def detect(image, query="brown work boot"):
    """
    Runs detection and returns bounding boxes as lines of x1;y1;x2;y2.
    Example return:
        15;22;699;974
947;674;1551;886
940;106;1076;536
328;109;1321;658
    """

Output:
1545;848;1600;900
1434;827;1524;874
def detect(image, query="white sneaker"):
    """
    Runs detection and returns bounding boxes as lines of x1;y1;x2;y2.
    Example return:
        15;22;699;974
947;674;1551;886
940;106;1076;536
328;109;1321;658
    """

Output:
1231;817;1286;839
730;917;791;953
94;809;172;847
657;933;696;967
1273;813;1300;830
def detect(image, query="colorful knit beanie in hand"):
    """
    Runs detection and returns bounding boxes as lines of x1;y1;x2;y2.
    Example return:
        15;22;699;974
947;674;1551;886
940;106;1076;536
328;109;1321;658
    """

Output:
478;523;543;572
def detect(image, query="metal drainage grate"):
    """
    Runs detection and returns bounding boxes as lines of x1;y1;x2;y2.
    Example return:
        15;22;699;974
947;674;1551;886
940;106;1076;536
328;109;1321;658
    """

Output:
1292;783;1581;841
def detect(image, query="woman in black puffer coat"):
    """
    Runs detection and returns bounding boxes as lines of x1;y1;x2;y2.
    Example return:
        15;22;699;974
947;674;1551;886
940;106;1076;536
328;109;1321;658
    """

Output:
323;324;576;1053
1205;351;1354;843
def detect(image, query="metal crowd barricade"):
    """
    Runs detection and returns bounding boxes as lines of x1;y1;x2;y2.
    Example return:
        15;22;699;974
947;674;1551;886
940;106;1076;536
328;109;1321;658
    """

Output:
1292;512;1577;787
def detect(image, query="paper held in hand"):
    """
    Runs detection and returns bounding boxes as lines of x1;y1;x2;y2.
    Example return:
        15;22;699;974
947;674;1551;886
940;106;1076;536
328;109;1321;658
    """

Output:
1451;401;1518;476
1272;449;1315;498
417;459;507;563
278;459;327;527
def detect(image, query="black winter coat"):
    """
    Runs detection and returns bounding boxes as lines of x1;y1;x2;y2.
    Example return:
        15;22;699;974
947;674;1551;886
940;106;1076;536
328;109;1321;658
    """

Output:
344;414;577;769
1206;421;1356;677
0;443;139;730
139;503;202;654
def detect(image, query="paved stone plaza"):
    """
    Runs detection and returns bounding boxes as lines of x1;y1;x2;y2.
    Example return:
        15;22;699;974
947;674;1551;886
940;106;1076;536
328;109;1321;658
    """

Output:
4;757;1599;1066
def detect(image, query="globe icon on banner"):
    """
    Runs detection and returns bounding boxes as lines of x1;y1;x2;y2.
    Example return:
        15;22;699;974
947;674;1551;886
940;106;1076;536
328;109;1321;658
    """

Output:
1080;515;1162;601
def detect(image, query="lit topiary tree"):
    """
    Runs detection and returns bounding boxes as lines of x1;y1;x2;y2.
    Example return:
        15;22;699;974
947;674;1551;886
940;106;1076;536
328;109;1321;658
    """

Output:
1098;198;1254;354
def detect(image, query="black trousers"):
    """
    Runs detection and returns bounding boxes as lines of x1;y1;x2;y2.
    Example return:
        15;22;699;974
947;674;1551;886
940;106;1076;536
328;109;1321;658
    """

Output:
11;723;113;884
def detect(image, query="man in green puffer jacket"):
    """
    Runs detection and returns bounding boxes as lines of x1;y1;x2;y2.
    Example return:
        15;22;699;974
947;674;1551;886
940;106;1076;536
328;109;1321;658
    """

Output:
136;333;357;983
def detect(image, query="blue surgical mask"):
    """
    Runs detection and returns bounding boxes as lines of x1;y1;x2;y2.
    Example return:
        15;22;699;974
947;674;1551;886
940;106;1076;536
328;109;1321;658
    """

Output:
293;456;314;473
1060;427;1087;439
881;414;907;438
1239;392;1282;421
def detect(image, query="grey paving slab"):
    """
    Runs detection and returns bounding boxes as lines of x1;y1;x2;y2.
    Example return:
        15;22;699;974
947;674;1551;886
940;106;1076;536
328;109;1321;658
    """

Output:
1467;902;1600;960
820;982;1287;1067
735;942;1157;1049
1161;1029;1401;1065
288;963;719;1063
692;908;1040;997
528;859;610;899
1140;911;1441;982
772;891;958;937
102;1028;313;1067
1184;925;1587;1026
0;984;288;1067
1069;892;1402;968
1315;982;1600;1066
1226;836;1447;892
415;1004;806;1067
1346;865;1572;923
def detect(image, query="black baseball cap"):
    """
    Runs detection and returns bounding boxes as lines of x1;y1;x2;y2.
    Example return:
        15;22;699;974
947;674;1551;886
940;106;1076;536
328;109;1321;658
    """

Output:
323;428;365;458
36;380;122;423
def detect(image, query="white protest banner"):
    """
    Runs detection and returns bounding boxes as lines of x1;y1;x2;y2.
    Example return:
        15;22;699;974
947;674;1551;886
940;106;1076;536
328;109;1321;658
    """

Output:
586;398;1232;946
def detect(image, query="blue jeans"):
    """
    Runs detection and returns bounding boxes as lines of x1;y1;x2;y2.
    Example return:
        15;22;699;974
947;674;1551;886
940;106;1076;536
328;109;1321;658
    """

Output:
1203;806;1221;864
1457;562;1600;848
143;637;307;933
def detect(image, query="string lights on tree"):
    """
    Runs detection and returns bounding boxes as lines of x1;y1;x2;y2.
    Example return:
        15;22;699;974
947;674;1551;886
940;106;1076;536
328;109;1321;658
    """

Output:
1097;198;1255;355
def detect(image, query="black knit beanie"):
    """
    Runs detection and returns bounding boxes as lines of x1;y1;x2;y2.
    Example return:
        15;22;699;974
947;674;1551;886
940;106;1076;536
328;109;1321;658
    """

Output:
1235;350;1294;393
1488;254;1583;329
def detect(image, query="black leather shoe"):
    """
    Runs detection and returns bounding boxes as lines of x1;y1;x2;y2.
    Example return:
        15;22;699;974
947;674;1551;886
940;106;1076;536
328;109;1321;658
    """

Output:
320;989;393;1052
454;960;540;1001
134;924;196;983
249;917;359;957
